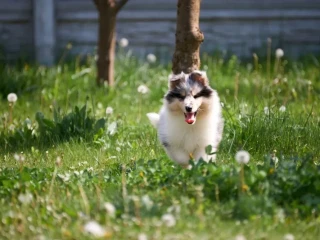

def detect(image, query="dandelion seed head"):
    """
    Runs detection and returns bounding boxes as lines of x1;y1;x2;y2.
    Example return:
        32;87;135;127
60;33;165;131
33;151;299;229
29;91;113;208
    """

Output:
141;195;153;210
57;173;71;182
279;105;286;112
138;233;148;240
107;121;117;135
264;106;270;115
106;106;113;115
235;150;250;164
55;156;62;166
276;208;285;223
273;78;279;84
97;102;103;109
66;43;73;50
104;202;116;217
20;154;25;162
161;213;176;227
84;220;106;237
146;53;157;63
14;153;20;161
18;192;33;205
283;234;295;240
137;85;149;94
276;48;284;58
235;235;247;240
7;93;18;103
119;38;129;48
25;118;32;129
14;153;25;162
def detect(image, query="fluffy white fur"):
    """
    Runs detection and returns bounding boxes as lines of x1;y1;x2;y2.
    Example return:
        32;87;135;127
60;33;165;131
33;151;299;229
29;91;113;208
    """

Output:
147;70;223;167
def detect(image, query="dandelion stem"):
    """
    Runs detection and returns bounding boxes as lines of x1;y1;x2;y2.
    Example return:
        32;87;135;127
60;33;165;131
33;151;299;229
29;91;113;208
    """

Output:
8;103;13;125
267;38;272;82
78;183;90;216
234;72;240;100
138;95;142;122
274;58;281;76
240;164;245;193
48;167;58;200
253;53;259;73
133;197;141;224
214;183;220;204
121;164;129;215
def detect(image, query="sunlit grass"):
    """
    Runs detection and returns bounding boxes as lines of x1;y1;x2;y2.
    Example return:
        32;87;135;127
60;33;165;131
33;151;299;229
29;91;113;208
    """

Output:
0;51;320;239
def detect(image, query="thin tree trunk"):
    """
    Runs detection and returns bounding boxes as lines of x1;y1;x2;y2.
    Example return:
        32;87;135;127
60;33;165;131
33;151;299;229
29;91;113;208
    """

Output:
97;8;116;86
93;0;128;87
172;0;204;74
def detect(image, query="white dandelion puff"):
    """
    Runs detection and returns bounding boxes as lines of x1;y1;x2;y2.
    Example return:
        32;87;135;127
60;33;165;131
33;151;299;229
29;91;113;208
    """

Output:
279;105;286;112
141;195;153;210
7;93;18;103
275;48;284;59
18;192;33;205
138;233;148;240
146;53;156;63
264;106;270;115
105;106;113;115
14;153;20;161
24;118;32;129
283;234;295;240
235;150;250;164
14;153;25;162
161;213;176;227
97;102;103;109
119;38;129;48
55;156;62;166
107;121;117;135
84;221;106;238
104;202;116;217
137;85;149;94
235;235;247;240
57;173;71;182
276;208;285;223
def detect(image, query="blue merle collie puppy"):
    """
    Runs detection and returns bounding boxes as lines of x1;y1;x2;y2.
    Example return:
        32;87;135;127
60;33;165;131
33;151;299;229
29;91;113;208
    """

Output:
147;70;224;168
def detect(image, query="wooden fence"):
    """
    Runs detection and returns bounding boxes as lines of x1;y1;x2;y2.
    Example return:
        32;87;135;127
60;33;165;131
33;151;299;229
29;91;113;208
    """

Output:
0;0;320;64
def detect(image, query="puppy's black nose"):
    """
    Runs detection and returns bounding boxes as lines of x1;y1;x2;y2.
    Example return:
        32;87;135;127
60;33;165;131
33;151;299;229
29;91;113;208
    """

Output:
185;106;192;112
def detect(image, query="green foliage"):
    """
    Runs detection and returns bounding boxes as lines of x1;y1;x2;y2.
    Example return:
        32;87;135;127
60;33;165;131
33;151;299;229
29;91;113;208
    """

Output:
0;65;42;99
0;104;106;151
36;104;105;142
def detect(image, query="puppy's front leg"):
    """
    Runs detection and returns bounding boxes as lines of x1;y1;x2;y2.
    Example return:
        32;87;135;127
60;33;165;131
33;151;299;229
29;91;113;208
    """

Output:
194;147;217;163
165;147;190;168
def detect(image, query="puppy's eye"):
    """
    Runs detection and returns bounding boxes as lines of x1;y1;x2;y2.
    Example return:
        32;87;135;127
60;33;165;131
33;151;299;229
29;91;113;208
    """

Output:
165;91;185;102
174;93;185;100
194;87;213;99
193;93;202;99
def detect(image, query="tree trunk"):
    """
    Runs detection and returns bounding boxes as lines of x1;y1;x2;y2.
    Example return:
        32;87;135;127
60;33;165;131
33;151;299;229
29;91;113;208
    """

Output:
97;7;116;86
172;0;204;74
93;0;128;87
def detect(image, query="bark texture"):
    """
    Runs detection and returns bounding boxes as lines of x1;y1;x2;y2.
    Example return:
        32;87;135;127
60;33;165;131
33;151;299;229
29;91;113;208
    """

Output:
172;0;204;74
93;0;128;86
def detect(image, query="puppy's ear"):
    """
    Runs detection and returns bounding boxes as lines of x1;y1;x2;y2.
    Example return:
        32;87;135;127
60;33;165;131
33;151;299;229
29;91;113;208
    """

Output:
168;72;185;90
189;70;208;86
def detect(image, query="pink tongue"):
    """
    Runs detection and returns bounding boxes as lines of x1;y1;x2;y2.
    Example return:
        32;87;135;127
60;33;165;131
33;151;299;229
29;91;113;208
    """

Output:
185;113;195;124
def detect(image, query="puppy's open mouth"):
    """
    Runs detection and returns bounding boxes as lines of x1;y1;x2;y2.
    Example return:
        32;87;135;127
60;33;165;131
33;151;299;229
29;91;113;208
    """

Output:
184;111;198;124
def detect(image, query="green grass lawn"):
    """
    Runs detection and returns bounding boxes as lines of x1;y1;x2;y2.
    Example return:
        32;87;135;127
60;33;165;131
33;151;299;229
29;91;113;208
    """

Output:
0;52;320;239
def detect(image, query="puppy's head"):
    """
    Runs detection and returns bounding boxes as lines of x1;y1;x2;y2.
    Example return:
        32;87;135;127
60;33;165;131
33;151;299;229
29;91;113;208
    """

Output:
165;70;213;125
